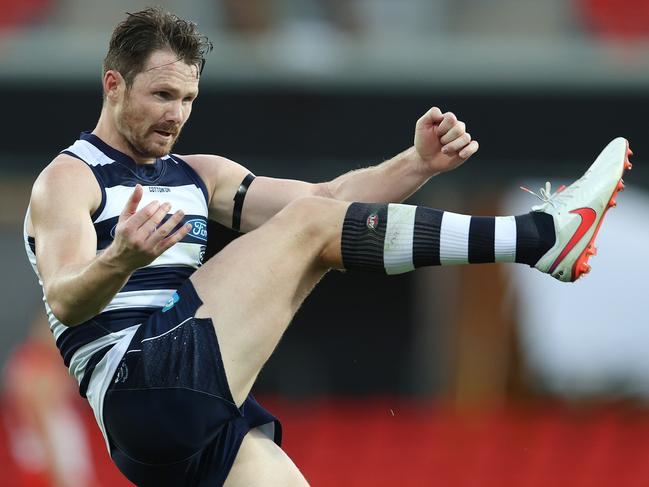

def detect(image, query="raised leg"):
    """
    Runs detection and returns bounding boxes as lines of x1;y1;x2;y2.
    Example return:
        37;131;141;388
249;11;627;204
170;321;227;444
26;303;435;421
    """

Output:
192;137;631;485
191;197;348;406
223;427;309;487
191;196;557;406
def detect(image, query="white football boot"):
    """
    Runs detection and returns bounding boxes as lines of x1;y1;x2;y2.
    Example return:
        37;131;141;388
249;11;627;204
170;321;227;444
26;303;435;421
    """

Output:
525;137;632;282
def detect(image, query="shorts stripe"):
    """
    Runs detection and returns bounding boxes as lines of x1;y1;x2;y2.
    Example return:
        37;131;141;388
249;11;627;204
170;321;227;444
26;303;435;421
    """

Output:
140;316;193;343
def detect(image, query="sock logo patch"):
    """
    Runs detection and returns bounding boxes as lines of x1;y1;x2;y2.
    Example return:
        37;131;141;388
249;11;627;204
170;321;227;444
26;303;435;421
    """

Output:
366;213;380;231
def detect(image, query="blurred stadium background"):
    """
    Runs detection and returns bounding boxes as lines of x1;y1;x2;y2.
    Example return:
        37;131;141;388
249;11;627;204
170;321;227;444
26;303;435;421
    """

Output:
2;0;649;485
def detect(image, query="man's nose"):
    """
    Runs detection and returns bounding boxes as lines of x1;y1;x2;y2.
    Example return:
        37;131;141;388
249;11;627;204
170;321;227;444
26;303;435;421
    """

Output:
166;101;183;123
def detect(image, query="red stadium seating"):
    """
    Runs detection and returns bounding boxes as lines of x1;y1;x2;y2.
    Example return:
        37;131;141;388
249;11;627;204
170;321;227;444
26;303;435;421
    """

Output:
266;397;649;487
0;397;131;486
0;0;52;29
3;396;649;486
578;0;649;39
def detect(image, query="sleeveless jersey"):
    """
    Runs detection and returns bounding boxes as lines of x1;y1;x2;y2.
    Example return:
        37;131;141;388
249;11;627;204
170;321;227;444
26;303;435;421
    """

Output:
24;131;209;397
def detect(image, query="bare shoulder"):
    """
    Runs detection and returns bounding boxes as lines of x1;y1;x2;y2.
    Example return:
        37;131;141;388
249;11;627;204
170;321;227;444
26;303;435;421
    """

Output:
32;153;99;197
176;153;251;199
179;153;247;178
29;153;102;229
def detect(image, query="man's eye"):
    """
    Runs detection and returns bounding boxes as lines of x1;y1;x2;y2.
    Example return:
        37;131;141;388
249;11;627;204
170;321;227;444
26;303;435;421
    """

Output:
155;92;170;99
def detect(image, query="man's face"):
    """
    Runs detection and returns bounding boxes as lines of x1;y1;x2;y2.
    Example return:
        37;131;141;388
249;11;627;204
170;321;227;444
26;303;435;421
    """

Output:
114;50;200;159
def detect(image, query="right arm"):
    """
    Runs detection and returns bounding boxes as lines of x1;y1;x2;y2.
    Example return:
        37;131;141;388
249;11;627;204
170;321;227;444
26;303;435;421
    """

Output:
30;156;190;326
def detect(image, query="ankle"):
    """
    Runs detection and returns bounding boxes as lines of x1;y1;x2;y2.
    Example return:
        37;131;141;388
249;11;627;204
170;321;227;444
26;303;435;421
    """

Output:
515;212;556;266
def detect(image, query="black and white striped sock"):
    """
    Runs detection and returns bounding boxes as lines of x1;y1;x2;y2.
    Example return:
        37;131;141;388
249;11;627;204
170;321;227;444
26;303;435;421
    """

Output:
341;203;555;274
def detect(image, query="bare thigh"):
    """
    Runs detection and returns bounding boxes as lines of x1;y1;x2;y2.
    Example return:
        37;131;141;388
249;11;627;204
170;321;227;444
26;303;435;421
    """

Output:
191;197;348;405
223;428;309;487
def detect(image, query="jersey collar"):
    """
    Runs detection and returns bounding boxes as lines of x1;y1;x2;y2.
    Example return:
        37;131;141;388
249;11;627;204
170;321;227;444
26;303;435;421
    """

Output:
80;131;165;181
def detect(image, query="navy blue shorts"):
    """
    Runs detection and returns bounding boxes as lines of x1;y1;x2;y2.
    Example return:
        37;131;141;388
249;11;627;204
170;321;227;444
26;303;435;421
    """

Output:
103;280;282;487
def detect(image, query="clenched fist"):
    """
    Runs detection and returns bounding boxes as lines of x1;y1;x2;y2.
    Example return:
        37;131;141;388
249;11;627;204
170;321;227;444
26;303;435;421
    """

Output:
414;107;479;175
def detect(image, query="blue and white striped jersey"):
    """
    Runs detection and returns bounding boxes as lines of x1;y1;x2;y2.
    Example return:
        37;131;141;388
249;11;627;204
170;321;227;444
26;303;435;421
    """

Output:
24;131;209;396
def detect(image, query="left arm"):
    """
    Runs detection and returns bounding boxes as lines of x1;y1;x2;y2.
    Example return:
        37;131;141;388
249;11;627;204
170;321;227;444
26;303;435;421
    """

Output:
185;107;477;232
322;107;478;201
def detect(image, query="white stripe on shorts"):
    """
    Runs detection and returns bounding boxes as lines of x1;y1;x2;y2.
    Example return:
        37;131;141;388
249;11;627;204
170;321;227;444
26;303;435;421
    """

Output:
440;212;471;265
494;216;517;263
383;204;417;275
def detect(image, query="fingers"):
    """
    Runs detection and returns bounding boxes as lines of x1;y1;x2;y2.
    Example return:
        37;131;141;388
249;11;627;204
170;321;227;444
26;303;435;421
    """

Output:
436;112;459;140
120;196;190;244
459;140;479;160
442;134;479;159
120;184;143;219
154;216;191;254
436;111;476;157
149;209;185;243
127;200;162;229
442;132;472;155
416;106;444;128
158;223;191;253
141;202;171;233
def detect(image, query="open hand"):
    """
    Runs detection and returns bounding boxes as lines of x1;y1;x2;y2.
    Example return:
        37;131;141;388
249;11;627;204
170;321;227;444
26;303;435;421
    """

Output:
107;184;191;272
414;107;479;175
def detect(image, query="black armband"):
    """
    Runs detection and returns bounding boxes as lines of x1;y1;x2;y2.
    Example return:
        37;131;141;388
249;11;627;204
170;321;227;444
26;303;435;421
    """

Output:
232;173;256;232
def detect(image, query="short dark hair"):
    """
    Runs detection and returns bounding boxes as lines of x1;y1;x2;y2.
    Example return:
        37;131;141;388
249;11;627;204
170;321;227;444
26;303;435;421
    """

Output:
103;7;212;88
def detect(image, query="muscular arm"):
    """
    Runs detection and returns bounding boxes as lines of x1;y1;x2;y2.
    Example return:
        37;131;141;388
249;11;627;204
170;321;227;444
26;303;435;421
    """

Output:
185;107;478;233
240;147;433;231
320;146;434;202
30;156;189;326
30;157;126;325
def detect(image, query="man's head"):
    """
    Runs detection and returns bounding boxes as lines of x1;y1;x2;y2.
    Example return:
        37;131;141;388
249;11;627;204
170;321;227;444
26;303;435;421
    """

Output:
104;7;211;93
101;8;212;159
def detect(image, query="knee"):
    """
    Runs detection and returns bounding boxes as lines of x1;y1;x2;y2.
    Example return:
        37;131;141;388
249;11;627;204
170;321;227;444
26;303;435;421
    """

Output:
270;197;346;264
275;196;344;236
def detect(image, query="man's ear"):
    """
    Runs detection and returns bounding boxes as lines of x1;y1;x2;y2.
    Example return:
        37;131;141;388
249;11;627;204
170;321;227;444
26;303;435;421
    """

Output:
103;70;125;102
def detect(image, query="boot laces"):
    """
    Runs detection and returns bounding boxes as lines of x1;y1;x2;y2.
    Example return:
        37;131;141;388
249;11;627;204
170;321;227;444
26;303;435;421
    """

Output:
520;182;568;209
